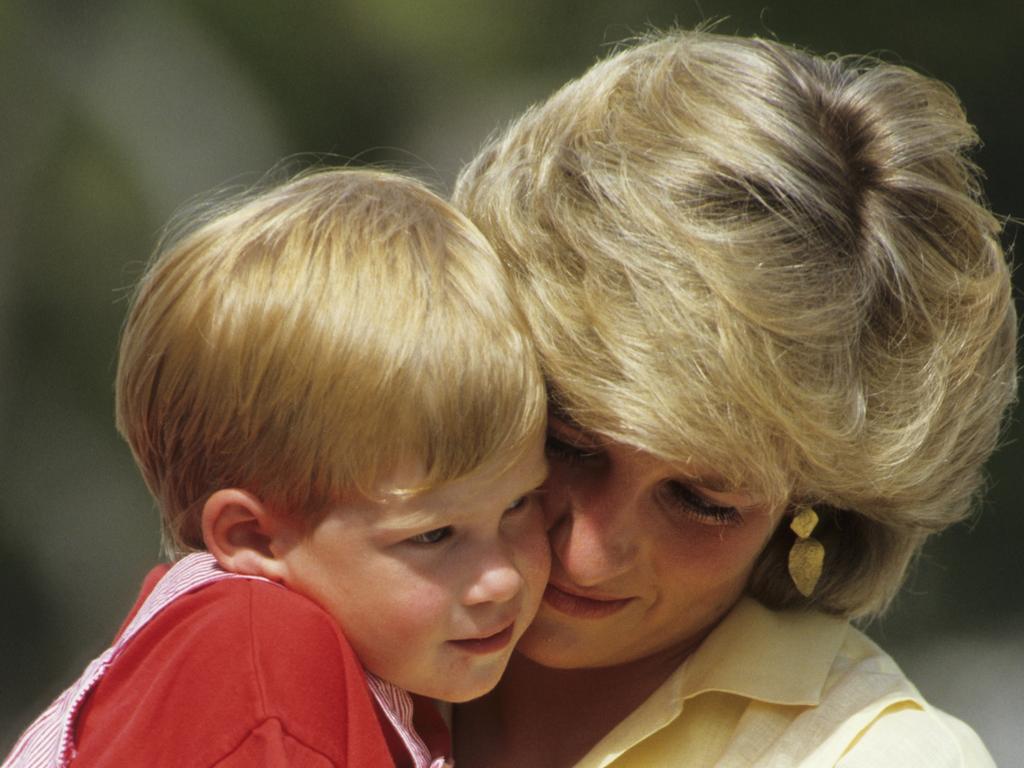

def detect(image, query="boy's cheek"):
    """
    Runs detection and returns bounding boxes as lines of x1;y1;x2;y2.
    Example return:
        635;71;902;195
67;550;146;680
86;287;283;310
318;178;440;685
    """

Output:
343;586;454;669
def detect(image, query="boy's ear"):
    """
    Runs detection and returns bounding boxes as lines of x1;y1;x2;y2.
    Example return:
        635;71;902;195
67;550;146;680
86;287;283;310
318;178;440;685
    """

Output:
201;489;291;582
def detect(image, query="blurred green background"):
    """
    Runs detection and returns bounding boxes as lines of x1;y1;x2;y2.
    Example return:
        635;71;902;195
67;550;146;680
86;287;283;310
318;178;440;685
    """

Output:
2;1;1021;763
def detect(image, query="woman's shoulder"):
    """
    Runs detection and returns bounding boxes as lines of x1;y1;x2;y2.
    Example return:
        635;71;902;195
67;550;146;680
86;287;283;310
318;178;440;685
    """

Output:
668;601;995;767
808;623;995;767
833;700;995;768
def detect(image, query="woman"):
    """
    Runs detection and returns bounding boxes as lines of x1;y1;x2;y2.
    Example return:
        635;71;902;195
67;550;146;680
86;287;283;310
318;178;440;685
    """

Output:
451;30;1015;767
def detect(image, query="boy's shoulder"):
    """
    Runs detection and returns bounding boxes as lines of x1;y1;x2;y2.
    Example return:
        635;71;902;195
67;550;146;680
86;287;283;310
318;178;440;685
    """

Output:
159;574;352;655
74;574;392;766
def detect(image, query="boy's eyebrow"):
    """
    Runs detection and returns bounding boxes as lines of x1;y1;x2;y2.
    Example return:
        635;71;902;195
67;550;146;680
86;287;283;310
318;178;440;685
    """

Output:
373;507;443;532
373;462;549;533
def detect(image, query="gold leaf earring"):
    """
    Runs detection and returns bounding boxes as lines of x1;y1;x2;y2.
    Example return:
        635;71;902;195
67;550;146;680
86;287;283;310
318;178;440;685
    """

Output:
788;505;824;597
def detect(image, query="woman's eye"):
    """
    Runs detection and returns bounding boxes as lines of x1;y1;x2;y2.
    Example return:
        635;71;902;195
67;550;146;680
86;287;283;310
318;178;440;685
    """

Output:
407;526;453;545
545;433;598;464
660;481;741;526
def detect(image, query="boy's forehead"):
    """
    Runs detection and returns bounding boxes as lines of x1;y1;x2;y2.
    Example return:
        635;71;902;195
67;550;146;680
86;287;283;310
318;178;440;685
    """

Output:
357;443;548;530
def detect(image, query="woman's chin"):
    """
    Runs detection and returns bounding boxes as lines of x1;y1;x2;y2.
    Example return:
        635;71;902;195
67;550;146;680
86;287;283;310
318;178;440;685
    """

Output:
512;612;623;670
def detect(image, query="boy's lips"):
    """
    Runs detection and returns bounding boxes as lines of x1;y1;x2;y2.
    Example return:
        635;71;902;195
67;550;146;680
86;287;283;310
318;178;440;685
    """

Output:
542;582;634;618
448;623;516;654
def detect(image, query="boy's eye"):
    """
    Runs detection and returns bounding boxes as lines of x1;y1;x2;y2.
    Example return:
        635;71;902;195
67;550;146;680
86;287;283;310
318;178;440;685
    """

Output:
407;526;453;545
506;495;527;511
505;493;542;513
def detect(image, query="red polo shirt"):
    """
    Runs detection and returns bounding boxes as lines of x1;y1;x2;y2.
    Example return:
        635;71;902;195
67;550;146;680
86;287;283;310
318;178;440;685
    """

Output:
70;567;396;767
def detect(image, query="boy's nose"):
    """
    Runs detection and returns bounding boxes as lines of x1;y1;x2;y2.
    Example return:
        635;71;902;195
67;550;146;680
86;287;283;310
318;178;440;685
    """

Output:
462;550;524;606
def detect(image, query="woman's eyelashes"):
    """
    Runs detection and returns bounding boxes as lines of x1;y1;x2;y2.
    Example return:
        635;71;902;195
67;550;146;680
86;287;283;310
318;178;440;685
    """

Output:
659;481;742;526
545;432;600;464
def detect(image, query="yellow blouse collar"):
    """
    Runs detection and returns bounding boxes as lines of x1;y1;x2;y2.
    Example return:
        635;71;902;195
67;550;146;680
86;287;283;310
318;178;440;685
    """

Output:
671;597;850;706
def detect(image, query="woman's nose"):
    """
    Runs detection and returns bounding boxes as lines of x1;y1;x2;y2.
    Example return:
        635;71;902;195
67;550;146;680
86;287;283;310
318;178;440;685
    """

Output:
545;476;639;586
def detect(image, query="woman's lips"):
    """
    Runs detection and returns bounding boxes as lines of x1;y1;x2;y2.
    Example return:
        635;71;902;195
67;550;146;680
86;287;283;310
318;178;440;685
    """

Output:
542;583;634;618
448;624;516;654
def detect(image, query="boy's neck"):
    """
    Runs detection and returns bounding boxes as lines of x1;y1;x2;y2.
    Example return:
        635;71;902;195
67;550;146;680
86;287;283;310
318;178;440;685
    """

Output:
453;647;688;768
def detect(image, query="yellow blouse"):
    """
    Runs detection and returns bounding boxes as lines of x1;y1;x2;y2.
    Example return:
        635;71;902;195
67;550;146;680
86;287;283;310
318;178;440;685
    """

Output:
573;598;994;767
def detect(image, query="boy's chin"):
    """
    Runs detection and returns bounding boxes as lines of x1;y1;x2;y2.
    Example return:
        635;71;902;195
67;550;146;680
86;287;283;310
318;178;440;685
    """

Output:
440;682;500;704
411;665;506;703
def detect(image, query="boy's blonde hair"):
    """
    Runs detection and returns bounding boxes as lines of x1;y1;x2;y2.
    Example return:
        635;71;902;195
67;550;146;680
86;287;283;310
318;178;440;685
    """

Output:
117;169;545;556
454;30;1017;618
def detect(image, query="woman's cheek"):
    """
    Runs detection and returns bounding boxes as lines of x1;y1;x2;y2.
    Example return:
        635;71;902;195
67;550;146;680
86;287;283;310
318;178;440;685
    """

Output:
660;515;777;583
509;506;553;592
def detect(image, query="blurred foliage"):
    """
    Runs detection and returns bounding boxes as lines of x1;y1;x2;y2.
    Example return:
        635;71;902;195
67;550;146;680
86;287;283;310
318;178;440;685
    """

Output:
2;0;1022;760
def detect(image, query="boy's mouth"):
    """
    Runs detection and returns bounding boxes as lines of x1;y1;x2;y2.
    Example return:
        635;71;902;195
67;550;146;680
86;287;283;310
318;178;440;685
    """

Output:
448;623;516;654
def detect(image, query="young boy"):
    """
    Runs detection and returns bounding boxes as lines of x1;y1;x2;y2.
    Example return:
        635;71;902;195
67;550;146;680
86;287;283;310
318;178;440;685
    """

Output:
3;169;550;767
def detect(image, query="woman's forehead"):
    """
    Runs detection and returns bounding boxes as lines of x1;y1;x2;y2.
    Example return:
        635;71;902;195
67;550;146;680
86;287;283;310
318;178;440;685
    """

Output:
547;411;761;497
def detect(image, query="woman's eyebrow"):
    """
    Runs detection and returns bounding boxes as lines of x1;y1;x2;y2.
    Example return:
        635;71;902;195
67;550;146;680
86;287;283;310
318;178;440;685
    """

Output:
547;410;601;442
672;461;733;494
688;476;731;494
686;474;767;506
547;400;577;424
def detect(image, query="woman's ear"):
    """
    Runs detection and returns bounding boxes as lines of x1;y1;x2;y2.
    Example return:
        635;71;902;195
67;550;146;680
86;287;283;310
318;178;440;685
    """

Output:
201;488;291;582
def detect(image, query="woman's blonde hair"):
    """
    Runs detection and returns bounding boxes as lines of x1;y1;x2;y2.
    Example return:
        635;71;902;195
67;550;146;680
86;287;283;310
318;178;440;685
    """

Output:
454;30;1017;618
117;168;545;557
